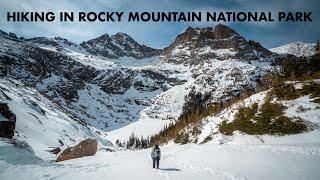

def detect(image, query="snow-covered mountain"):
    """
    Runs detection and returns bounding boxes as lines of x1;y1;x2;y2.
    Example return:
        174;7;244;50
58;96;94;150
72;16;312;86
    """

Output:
26;36;87;55
270;42;316;57
25;32;162;60
80;32;161;59
0;33;183;134
157;24;276;115
162;24;273;64
0;24;278;138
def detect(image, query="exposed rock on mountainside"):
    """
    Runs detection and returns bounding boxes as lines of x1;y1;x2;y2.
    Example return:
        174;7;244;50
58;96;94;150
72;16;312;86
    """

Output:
0;101;16;139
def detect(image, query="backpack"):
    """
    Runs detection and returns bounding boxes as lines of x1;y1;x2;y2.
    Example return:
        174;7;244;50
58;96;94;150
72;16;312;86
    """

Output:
151;148;160;158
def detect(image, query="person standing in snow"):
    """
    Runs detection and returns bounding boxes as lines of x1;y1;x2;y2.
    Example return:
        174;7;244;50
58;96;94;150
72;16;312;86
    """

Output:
151;144;161;169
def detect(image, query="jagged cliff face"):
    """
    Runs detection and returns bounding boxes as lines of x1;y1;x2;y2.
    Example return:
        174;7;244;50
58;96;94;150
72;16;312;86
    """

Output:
161;24;273;65
0;24;279;136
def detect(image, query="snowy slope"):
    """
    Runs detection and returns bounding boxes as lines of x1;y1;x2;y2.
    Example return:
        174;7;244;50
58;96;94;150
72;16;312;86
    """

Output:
270;42;316;57
107;81;192;142
0;79;111;160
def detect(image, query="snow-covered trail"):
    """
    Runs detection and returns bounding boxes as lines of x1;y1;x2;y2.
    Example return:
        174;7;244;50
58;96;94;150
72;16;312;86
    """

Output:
1;143;320;180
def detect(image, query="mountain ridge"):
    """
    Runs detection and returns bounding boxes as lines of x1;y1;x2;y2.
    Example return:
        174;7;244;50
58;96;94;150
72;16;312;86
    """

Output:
0;24;280;136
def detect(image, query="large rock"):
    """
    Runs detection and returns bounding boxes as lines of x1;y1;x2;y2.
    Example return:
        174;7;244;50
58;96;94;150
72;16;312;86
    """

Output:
56;139;98;162
0;102;16;139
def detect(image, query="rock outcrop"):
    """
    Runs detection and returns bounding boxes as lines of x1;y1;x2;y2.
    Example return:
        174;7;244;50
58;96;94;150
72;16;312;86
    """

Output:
0;102;16;139
56;139;98;162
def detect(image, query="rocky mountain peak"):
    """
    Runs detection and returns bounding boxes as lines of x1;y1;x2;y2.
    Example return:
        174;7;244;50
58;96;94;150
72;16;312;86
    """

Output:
0;30;20;41
84;33;112;44
162;24;273;64
26;37;59;46
0;30;7;36
170;27;197;45
213;24;238;39
166;24;239;49
113;32;132;40
80;32;161;59
25;36;85;54
98;33;111;40
184;26;197;35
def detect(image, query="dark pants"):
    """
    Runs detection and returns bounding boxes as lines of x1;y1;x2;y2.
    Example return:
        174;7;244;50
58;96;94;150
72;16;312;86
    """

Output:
153;157;160;169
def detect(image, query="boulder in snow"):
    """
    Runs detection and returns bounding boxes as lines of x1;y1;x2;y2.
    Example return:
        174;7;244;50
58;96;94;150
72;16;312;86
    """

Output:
56;138;98;162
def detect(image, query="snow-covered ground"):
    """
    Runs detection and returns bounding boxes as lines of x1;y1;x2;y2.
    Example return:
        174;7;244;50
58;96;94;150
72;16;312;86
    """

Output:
2;84;320;180
115;56;160;67
1;141;320;180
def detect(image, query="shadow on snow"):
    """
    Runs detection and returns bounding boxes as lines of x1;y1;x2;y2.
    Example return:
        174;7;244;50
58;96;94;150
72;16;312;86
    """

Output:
158;168;181;171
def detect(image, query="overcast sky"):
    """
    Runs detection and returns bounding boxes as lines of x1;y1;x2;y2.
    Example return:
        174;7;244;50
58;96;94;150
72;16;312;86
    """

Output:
0;0;319;49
